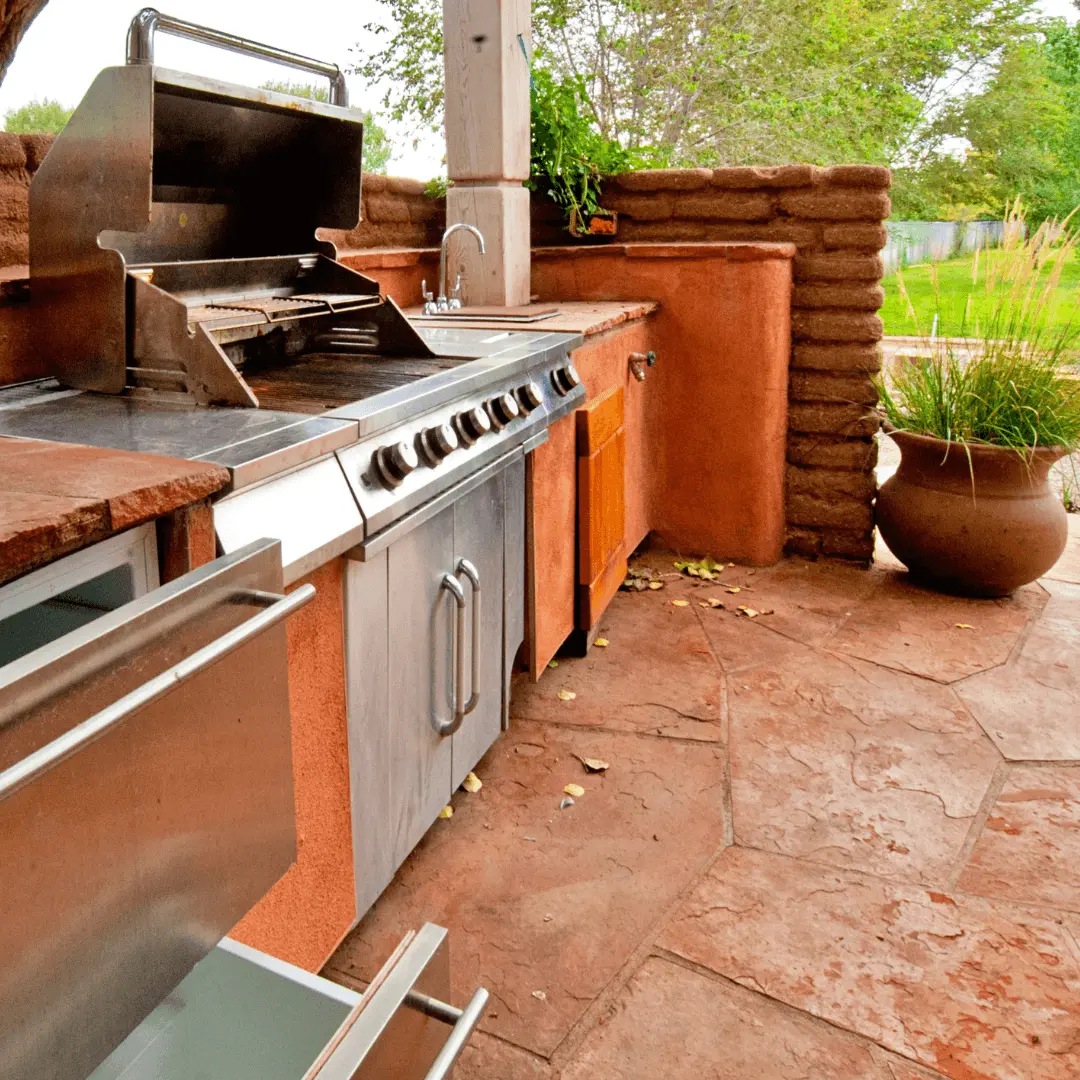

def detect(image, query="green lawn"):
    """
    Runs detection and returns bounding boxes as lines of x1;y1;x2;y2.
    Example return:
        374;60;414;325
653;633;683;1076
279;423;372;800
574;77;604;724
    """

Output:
880;249;1080;339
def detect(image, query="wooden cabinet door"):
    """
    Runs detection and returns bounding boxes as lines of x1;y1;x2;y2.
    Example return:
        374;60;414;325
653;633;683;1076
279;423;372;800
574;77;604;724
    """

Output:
576;386;627;631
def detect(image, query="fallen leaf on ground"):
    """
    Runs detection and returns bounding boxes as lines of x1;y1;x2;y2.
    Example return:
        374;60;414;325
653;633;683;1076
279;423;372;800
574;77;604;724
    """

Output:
563;783;585;797
532;990;547;1001
736;605;776;618
647;581;664;591
700;597;725;609
462;772;483;793
671;599;690;608
543;913;554;922
560;796;575;809
579;756;610;772
725;586;741;594
548;659;559;668
556;689;577;701
956;623;975;630
438;805;454;819
594;637;609;647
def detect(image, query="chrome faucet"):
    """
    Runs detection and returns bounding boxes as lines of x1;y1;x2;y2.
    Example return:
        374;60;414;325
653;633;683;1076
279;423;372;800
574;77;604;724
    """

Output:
423;223;486;314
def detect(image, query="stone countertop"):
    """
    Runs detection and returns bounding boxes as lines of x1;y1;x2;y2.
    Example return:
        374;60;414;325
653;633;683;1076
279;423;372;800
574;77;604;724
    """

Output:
406;299;660;337
0;437;230;586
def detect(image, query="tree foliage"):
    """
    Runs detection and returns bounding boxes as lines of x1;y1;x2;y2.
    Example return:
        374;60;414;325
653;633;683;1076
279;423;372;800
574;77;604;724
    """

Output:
354;0;1034;169
260;80;394;173
4;98;72;134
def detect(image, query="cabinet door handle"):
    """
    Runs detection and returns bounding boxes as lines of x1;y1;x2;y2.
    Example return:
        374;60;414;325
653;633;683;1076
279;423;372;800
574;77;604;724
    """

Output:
433;573;466;737
456;559;480;716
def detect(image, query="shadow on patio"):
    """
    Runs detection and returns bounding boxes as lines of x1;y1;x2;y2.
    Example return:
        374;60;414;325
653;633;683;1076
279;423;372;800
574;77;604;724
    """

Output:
325;520;1080;1080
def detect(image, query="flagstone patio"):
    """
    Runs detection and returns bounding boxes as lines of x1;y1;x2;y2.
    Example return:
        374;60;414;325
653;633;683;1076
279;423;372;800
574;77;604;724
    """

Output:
325;519;1080;1080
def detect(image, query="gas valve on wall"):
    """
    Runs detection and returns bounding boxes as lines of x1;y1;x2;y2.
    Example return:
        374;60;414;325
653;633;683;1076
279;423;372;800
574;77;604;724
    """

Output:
628;351;657;382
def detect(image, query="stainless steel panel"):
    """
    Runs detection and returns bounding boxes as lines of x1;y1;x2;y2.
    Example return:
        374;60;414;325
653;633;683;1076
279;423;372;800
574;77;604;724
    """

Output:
450;472;504;790
346;446;522;561
215;456;364;584
343;552;395;920
387;504;455;867
0;540;302;1080
88;939;358;1080
311;925;484;1080
0;391;358;491
503;454;526;730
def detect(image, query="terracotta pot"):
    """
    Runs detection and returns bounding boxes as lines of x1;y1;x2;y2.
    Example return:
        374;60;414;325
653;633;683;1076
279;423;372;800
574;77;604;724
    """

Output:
876;429;1068;597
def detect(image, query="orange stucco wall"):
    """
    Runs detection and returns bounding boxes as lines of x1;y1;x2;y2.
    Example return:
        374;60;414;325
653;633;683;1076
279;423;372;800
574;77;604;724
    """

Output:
230;558;356;972
533;245;792;564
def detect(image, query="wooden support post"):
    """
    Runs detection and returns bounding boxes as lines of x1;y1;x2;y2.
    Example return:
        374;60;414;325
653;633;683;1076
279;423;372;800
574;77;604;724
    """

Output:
443;0;531;306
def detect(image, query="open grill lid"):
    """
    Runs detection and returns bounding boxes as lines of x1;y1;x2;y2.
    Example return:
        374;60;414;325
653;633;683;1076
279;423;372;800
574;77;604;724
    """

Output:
30;9;435;408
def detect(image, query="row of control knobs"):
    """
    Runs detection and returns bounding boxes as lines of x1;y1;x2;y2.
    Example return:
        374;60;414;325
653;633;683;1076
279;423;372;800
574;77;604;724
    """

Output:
372;375;564;490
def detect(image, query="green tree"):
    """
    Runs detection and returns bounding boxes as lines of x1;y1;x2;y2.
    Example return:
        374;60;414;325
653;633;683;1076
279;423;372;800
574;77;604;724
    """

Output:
4;98;73;134
260;81;394;173
353;0;1036;168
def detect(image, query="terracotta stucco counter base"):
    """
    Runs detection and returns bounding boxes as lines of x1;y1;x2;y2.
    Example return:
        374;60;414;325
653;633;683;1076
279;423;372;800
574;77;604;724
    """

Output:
533;243;794;564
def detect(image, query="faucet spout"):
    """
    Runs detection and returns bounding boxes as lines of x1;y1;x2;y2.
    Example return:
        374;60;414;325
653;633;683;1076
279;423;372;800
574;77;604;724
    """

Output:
437;223;486;311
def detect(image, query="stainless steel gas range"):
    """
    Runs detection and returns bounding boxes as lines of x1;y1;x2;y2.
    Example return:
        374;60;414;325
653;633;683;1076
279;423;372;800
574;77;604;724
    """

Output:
0;9;586;1080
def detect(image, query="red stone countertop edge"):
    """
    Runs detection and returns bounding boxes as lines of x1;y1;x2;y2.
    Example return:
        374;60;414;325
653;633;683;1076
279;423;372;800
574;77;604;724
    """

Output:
405;299;659;338
0;437;230;586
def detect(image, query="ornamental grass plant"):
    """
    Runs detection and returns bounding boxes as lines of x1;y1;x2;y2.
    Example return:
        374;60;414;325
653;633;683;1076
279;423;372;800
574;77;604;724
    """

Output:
879;200;1080;457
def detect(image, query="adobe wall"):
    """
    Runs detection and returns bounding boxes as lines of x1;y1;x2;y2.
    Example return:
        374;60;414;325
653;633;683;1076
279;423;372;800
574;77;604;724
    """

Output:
535;165;889;562
0;136;886;560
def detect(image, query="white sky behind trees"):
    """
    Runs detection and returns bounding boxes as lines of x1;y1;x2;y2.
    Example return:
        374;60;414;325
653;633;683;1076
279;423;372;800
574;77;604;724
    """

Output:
0;0;1076;179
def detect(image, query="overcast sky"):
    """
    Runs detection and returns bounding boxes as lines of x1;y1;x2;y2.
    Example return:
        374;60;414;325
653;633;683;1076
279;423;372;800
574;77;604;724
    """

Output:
1;0;1076;179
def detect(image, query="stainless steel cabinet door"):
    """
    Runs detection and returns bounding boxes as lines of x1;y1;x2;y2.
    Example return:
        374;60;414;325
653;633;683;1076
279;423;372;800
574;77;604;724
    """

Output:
450;471;505;791
387;503;456;868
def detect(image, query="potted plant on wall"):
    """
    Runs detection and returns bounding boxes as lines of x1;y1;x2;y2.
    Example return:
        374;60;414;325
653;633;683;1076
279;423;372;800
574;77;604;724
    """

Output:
876;203;1080;596
527;68;654;240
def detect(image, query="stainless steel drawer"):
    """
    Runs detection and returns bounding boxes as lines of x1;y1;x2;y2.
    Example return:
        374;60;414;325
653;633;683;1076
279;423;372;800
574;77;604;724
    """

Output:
0;539;314;1080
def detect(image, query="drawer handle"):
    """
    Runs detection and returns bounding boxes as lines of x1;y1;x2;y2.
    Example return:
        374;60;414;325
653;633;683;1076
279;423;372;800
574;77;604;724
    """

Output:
0;584;315;801
456;558;480;716
434;573;466;737
408;987;490;1080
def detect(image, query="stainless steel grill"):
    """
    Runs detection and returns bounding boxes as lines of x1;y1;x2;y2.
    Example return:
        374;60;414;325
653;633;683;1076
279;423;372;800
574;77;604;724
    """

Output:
30;13;435;407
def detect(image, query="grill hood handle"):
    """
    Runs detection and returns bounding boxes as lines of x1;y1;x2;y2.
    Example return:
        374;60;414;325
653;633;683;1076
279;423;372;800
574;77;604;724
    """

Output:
126;7;349;106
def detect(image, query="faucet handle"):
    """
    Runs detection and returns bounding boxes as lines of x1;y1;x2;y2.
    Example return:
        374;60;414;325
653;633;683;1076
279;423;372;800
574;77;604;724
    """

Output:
448;272;464;310
422;279;437;316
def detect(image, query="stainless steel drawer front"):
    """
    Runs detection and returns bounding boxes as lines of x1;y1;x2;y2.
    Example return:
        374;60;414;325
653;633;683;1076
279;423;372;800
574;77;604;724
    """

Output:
0;540;309;1080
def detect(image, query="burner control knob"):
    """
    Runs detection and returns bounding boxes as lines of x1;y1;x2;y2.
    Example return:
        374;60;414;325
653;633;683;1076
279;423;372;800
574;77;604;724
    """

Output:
453;407;492;446
418;422;459;465
516;381;543;413
373;440;419;488
487;393;520;429
551;364;582;396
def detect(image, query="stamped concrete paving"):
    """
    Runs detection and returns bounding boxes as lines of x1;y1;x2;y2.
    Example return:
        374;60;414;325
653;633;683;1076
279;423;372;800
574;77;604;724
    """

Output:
326;536;1080;1080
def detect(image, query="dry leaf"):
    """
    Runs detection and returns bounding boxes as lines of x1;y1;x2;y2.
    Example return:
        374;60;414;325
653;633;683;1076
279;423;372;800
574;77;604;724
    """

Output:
725;586;741;594
548;659;559;668
648;581;664;591
671;599;690;608
704;597;725;608
438;805;454;820
737;605;760;618
579;756;610;773
563;783;585;797
956;623;975;630
594;637;609;648
462;772;483;793
556;689;576;701
543;913;554;922
532;990;547;1001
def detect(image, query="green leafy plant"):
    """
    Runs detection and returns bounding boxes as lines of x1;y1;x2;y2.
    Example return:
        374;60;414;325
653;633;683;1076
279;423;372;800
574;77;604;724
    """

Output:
878;200;1080;455
526;67;659;233
4;99;73;134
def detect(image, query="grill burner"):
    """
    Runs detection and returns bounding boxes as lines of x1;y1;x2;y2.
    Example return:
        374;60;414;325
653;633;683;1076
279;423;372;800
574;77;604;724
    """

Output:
246;354;474;414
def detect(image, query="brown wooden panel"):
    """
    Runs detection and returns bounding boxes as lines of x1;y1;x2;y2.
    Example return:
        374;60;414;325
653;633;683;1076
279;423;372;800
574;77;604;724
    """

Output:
576;384;625;455
577;387;626;633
